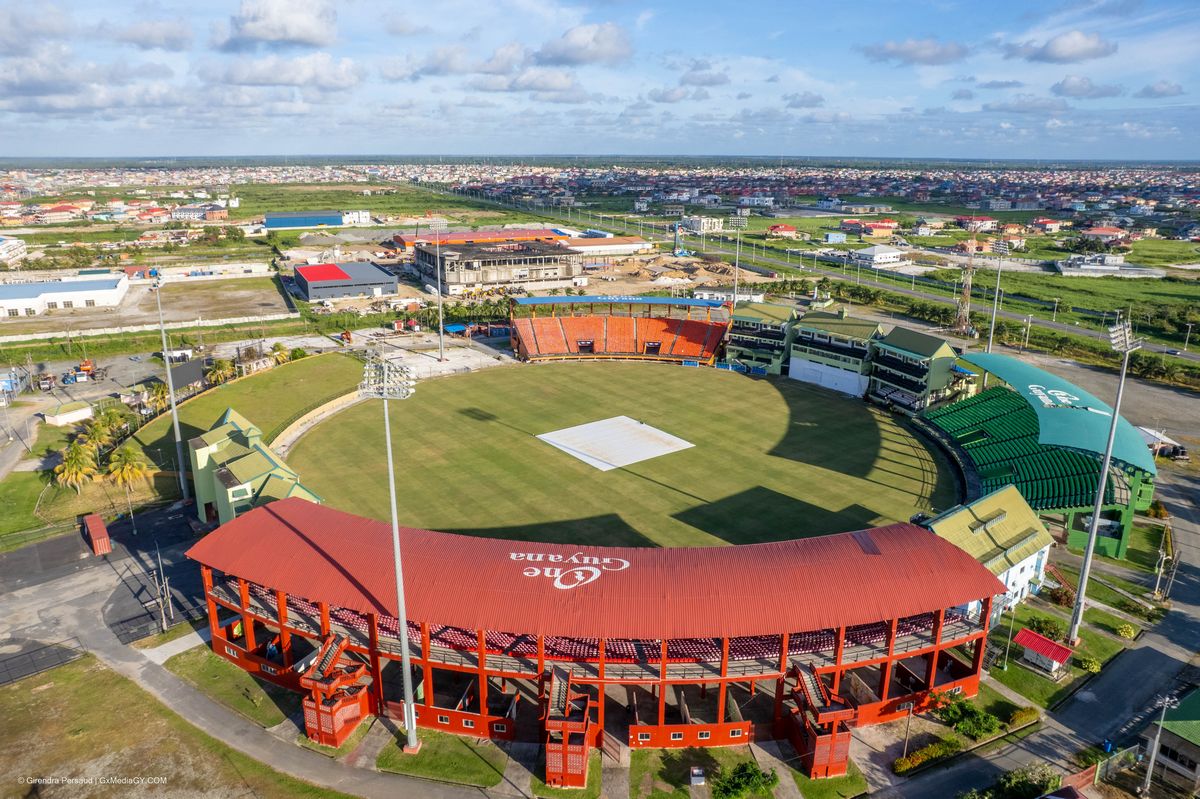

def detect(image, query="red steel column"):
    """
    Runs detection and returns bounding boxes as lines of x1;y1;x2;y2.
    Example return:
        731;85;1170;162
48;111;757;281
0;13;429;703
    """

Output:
718;637;730;725
773;632;789;724
597;638;606;749
421;622;433;709
831;626;846;694
879;618;898;701
238;577;256;651
319;602;330;637
925;609;946;689
658;640;668;725
275;589;291;667
201;566;220;643
477;630;489;723
369;613;385;715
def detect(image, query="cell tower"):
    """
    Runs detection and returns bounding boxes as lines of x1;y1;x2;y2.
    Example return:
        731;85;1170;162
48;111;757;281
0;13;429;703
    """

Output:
954;232;977;334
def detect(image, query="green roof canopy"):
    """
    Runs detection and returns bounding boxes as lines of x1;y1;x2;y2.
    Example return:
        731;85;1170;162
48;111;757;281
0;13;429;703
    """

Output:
732;301;796;325
878;327;955;359
1159;689;1200;747
926;485;1053;576
796;310;883;341
960;352;1156;475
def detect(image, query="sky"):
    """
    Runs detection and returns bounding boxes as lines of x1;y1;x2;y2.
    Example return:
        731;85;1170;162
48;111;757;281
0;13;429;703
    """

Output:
0;0;1197;160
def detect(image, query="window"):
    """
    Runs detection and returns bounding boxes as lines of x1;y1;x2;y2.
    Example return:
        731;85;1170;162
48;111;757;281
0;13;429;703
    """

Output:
438;714;449;725
1161;744;1198;771
24;309;34;316
670;732;683;741
46;302;57;309
85;299;96;307
62;301;73;309
463;719;475;729
262;664;277;675
6;309;16;317
698;731;711;740
948;686;963;696
638;733;651;742
224;646;238;657
730;729;743;738
493;723;507;734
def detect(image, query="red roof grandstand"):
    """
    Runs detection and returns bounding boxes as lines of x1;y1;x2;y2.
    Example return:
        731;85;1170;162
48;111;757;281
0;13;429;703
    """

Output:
1013;628;1073;664
186;498;1003;640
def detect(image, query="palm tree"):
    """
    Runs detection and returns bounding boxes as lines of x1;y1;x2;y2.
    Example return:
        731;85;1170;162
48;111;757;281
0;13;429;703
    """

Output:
271;342;290;365
54;442;97;494
205;358;235;385
147;382;170;412
76;419;114;454
107;445;150;535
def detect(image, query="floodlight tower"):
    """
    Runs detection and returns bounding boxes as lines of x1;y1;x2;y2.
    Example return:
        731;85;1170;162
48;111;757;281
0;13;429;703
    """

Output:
428;220;449;362
954;233;977;335
359;350;420;751
1142;693;1181;794
1067;320;1141;645
154;280;189;500
727;214;747;306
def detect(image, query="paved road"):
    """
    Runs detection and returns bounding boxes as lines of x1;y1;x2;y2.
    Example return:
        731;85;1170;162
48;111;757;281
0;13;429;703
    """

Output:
879;466;1200;797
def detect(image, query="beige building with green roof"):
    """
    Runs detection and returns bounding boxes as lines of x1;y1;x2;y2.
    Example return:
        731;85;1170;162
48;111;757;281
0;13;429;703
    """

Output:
869;326;960;411
189;408;320;525
788;307;884;396
924;485;1053;618
725;301;799;375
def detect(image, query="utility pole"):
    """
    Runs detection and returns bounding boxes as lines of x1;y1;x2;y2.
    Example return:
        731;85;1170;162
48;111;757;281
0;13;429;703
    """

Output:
1052;297;1060;323
429;221;448;362
1185;322;1194;352
1068;321;1140;645
1141;694;1181;794
154;281;189;501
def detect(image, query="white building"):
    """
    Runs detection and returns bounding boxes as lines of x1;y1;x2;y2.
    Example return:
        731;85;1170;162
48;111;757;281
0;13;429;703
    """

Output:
0;274;129;317
0;236;27;266
563;237;650;258
681;215;724;234
738;195;775;207
692;288;765;303
340;210;372;226
851;244;904;268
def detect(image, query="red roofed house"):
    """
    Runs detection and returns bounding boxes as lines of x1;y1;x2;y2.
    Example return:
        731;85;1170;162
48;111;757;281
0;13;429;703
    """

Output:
1032;218;1063;234
1080;226;1126;244
767;224;798;238
955;215;998;233
1013;628;1073;675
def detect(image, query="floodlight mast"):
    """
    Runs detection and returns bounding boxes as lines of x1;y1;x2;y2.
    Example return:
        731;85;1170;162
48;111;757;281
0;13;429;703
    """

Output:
429;221;449;362
360;350;420;751
154;280;189;500
1066;321;1140;645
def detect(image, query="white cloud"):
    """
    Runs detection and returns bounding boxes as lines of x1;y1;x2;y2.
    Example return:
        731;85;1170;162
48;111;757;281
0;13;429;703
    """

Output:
470;66;579;94
113;20;193;51
982;94;1070;113
861;38;969;65
478;43;528;75
1134;80;1184;98
783;91;824;108
1004;30;1117;63
952;89;975;100
1050;75;1122;98
635;10;654;30
648;86;689;103
977;79;1024;89
0;3;72;55
218;0;336;50
535;22;632;66
221;52;361;90
385;17;430;36
679;64;730;86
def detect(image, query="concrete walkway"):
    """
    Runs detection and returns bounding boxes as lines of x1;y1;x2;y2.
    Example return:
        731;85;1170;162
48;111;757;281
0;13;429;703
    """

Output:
141;624;210;664
749;740;804;799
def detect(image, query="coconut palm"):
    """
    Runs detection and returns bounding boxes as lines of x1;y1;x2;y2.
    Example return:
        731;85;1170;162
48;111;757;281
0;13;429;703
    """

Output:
107;444;150;535
76;419;115;454
53;442;97;494
205;358;235;385
147;382;170;412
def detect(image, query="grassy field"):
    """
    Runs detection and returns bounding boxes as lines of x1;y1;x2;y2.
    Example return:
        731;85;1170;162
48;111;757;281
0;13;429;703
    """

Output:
1128;238;1200;266
792;759;869;799
129;351;363;466
0;655;358;799
629;746;775;799
1054;564;1162;621
974;681;1022;723
232;182;527;225
165;646;302;728
1068;521;1164;573
289;361;956;547
376;727;508;786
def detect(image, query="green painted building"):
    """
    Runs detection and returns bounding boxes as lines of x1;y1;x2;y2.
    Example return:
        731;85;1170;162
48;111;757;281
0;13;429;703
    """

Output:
787;308;884;395
1142;688;1200;793
189;408;320;525
869;327;960;411
725;301;798;375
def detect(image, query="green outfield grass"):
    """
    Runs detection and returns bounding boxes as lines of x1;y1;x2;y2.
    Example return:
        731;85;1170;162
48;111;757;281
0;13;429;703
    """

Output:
129;351;363;467
288;361;956;547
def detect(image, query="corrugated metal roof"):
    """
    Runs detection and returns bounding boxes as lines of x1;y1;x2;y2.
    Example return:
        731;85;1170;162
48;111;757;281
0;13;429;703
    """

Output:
186;498;1005;639
926;486;1053;576
877;327;954;359
296;263;350;283
960;353;1156;475
1159;689;1200;747
1013;627;1073;664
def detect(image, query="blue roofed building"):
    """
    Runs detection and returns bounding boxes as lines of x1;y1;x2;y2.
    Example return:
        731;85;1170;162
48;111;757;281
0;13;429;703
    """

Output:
0;274;129;317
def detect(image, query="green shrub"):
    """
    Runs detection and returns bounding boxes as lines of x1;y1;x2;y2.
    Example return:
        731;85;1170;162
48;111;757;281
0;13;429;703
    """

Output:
1042;585;1073;607
1007;706;1040;728
1117;623;1137;639
1077;656;1102;674
710;762;778;799
893;736;962;775
1028;617;1064;642
932;694;1002;740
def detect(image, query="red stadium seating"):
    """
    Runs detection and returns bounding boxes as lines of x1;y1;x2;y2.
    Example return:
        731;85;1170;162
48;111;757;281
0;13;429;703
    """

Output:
513;314;726;363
